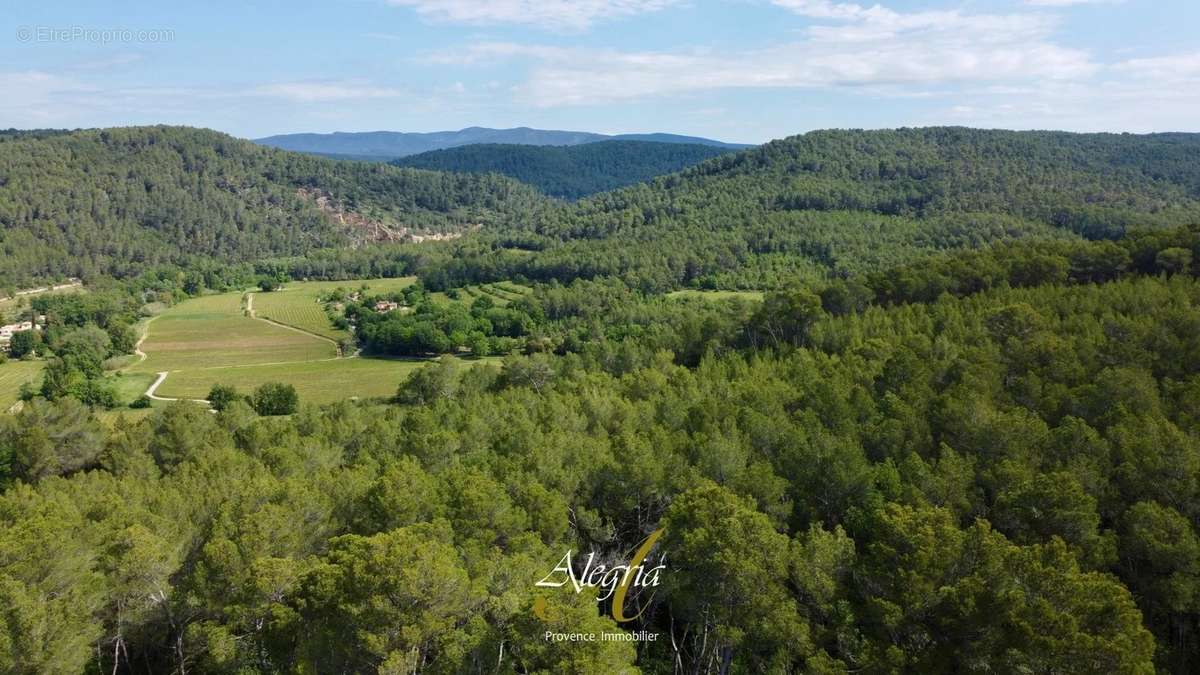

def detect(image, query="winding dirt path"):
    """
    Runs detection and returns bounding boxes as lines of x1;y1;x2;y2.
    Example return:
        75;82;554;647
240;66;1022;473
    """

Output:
144;370;209;404
133;314;161;363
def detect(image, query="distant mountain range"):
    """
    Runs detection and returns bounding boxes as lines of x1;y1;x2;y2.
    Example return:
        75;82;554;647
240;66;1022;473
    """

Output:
253;126;752;160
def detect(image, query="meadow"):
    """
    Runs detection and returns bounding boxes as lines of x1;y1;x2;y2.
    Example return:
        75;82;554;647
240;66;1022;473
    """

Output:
666;289;765;302
152;354;499;404
252;277;417;341
0;359;43;412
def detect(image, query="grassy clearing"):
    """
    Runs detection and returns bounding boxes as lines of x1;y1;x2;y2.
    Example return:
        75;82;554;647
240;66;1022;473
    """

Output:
128;292;334;374
482;286;522;302
94;373;175;426
475;285;516;304
111;371;158;405
492;281;531;296
154;355;500;404
253;278;417;341
430;281;531;307
0;360;43;411
1;363;153;414
666;289;765;302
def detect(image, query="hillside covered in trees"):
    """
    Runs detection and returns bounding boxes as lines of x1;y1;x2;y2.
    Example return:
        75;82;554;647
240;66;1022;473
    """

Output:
2;226;1200;672
3;124;1200;672
382;128;1198;293
0;126;545;288
391;140;734;199
7;126;1200;296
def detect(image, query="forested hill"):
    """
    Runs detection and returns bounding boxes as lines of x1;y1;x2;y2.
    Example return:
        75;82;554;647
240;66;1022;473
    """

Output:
469;127;1200;291
7;126;1200;293
545;127;1200;239
392;140;735;199
0;126;545;287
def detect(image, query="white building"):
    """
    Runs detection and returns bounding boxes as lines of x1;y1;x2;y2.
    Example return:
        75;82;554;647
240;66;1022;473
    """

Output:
0;321;35;344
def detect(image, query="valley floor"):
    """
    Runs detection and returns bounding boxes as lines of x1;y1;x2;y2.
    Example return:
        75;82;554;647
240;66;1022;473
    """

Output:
122;279;497;406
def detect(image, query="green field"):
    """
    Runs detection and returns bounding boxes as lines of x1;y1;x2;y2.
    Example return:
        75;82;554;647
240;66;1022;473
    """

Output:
153;355;499;404
0;360;44;412
128;292;335;374
252;277;416;341
122;282;500;405
666;289;765;302
6;278;519;411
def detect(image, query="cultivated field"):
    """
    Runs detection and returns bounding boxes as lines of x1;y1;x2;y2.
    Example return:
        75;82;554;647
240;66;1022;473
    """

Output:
152;354;499;404
0;360;44;412
252;277;417;341
122;280;503;406
128;292;335;374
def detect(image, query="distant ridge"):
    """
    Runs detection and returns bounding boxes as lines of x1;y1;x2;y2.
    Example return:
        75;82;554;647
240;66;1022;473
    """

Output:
253;126;751;159
392;140;738;199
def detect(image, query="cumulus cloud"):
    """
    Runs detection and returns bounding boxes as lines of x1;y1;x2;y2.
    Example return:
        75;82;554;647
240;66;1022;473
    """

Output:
385;0;678;31
413;0;1200;133
431;1;1096;107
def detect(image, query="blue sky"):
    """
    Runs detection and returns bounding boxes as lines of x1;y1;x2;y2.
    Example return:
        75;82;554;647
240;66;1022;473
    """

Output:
3;0;1199;143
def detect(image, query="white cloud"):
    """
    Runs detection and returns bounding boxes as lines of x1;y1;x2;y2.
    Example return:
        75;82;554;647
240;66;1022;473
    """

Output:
252;81;407;102
0;71;101;126
936;50;1200;133
770;1;897;21
385;0;679;31
414;0;1200;133
1113;52;1200;83
1024;0;1121;6
433;1;1095;107
0;73;423;131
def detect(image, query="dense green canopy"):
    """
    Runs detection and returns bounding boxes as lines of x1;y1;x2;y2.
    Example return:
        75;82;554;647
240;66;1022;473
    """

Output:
392;140;734;199
0;127;542;287
2;125;1200;673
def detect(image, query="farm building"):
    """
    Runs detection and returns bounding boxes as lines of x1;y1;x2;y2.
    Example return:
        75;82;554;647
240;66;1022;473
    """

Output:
0;321;37;345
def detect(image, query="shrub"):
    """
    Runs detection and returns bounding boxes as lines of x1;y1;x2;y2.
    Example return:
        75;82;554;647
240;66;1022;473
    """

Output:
251;382;298;416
